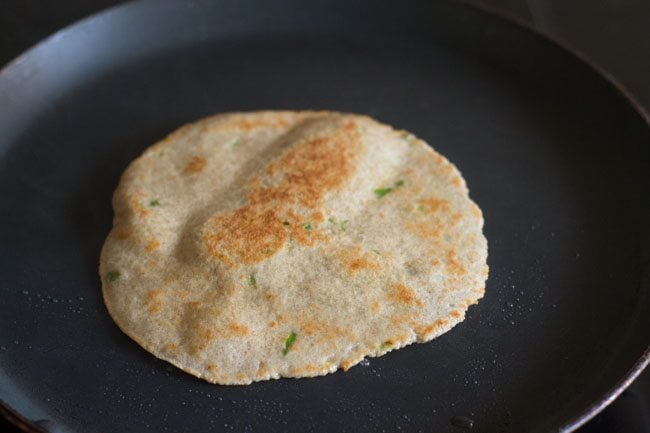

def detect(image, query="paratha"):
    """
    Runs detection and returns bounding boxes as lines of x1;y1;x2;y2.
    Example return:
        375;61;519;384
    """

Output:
100;111;488;385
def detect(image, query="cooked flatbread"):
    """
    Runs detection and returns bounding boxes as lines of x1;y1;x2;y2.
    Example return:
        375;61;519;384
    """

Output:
100;111;488;385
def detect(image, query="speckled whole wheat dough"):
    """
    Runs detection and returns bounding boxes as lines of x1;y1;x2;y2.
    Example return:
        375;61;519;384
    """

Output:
100;111;488;385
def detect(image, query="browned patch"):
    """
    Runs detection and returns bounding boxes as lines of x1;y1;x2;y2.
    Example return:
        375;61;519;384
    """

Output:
390;313;412;327
115;229;130;240
452;176;463;187
446;249;467;276
203;118;363;265
204;207;288;265
165;343;179;353
183;156;207;174
189;327;216;355
222;116;290;131
205;363;218;373
388;283;424;307
145;239;161;252
336;246;381;273
269;320;278;328
228;322;250;336
301;319;351;344
417;197;450;214
450;310;462;318
265;293;278;302
341;360;355;372
415;318;449;336
128;195;149;217
371;302;380;313
450;212;463;227
145;288;163;314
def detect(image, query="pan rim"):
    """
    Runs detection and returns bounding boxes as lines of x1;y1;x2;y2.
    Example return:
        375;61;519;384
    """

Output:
0;0;648;432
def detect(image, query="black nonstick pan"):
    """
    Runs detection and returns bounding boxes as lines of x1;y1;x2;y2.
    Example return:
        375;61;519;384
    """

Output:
0;1;648;432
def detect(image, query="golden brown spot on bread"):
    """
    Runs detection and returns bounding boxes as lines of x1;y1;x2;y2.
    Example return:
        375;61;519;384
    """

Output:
415;319;449;337
115;229;130;240
183;156;207;174
451;310;462;318
417;197;450;214
450;212;463;227
204;207;288;265
205;363;218;372
145;239;160;252
336;246;381;273
446;249;467;276
388;283;424;307
228;322;250;336
145;288;163;314
222;116;289;131
128;195;149;217
203;117;363;265
390;313;412;327
165;343;179;353
189;327;216;355
301;320;349;339
371;302;380;313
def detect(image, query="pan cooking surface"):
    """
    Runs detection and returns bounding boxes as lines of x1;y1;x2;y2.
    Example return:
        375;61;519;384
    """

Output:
0;1;648;432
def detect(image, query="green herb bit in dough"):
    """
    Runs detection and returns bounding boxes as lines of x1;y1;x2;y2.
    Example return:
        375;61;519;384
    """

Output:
149;199;160;207
248;274;257;288
374;187;393;198
372;249;381;255
106;271;120;282
228;137;241;147
327;217;336;224
302;222;313;230
283;331;297;356
416;204;425;212
375;179;405;198
340;220;349;231
379;341;393;350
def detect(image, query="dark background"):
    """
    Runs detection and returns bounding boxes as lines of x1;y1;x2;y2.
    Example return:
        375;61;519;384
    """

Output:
0;1;648;432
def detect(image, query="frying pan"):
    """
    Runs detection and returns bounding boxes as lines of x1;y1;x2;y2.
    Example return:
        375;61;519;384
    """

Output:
0;1;648;432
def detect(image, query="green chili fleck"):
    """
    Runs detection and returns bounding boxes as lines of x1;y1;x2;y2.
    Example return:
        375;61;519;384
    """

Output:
107;271;120;282
228;137;241;147
328;217;336;224
340;220;349;231
416;204;425;212
372;249;381;255
248;274;257;288
302;222;313;230
283;331;297;355
149;199;160;207
395;179;405;187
